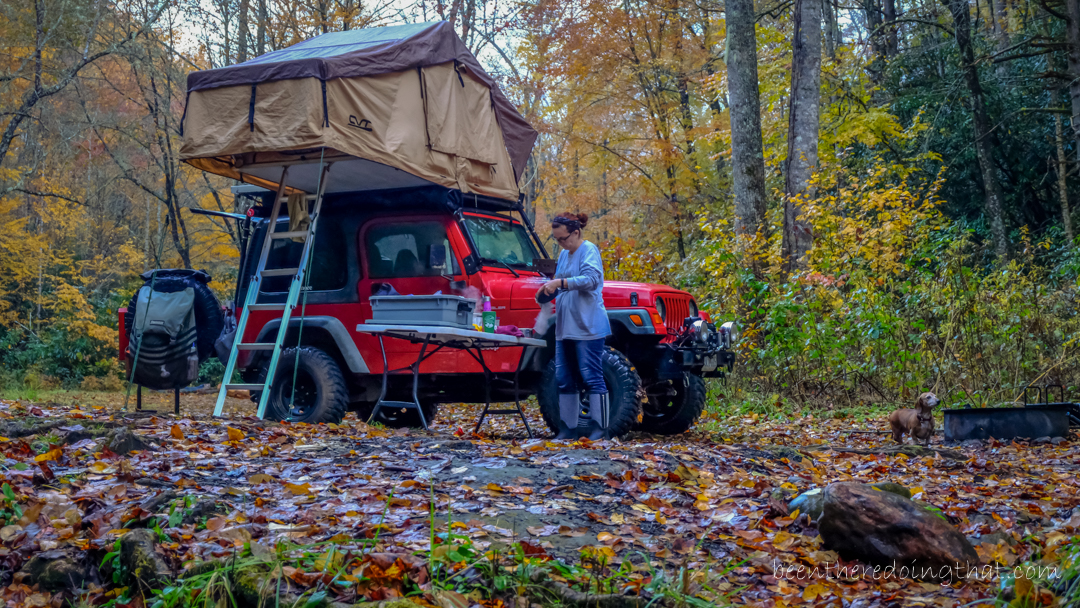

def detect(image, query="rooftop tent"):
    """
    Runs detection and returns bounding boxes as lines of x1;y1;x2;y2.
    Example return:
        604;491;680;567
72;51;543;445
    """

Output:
179;22;537;201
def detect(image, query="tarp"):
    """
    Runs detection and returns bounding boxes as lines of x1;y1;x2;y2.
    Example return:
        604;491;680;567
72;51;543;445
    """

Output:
180;22;537;201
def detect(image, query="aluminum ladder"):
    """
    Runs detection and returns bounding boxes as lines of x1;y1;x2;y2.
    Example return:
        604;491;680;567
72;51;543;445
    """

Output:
213;163;331;418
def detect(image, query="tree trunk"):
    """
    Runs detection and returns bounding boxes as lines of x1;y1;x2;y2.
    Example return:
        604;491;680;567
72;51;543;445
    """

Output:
823;0;838;58
782;0;821;271
726;0;768;237
883;0;899;57
256;0;267;55
944;0;1009;257
1065;0;1080;156
863;0;885;81
1055;88;1074;243
237;0;250;63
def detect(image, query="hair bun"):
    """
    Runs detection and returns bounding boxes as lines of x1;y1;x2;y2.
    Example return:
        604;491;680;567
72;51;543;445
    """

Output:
553;211;589;230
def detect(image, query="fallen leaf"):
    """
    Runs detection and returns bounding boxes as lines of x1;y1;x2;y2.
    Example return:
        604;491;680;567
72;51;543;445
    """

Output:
226;427;246;442
283;482;313;495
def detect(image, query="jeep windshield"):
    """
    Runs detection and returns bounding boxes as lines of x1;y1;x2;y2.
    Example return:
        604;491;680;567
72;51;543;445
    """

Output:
463;215;541;268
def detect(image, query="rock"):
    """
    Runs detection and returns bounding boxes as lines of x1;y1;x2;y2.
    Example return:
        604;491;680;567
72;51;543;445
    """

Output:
182;497;227;526
972;531;1016;547
789;483;910;521
871;482;912;499
119;529;172;590
818;482;979;579
104;428;157;453
1034;436;1051;444
18;550;92;592
961;439;982;448
789;488;824;520
1052;437;1067;445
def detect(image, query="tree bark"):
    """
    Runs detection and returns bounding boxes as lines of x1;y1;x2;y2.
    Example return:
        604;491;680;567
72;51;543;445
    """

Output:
883;0;900;57
1055;88;1074;242
237;0;250;63
944;0;1009;257
823;0;838;58
1065;0;1080;156
726;0;768;237
782;0;821;271
256;0;267;55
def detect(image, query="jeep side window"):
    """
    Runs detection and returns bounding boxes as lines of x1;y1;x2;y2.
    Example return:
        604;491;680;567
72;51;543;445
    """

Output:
365;222;459;278
263;221;348;292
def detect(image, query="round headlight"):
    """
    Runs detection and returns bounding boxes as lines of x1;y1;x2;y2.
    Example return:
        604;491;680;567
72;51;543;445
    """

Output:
689;300;699;318
720;321;739;347
654;297;666;323
691;319;709;343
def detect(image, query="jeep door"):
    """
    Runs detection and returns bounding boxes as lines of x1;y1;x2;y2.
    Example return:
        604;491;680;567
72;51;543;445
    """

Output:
356;216;477;373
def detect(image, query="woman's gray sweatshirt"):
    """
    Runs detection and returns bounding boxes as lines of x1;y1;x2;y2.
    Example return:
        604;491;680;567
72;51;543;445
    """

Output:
553;240;611;341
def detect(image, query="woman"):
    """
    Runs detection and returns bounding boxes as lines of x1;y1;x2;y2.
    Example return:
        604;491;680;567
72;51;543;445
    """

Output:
538;212;611;440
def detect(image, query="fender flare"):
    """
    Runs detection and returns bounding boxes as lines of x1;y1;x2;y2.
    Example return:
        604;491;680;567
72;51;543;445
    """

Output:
607;309;657;335
255;316;369;374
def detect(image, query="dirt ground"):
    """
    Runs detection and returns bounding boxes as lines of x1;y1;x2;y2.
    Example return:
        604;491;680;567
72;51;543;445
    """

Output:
1;394;1074;607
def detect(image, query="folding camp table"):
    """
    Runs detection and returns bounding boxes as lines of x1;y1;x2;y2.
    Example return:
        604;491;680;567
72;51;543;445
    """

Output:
354;324;546;436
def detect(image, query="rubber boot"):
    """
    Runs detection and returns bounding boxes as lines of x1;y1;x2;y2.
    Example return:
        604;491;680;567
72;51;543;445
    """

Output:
583;393;609;440
555;393;579;439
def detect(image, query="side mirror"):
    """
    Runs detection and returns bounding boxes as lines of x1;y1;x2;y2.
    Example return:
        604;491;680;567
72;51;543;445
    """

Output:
429;244;447;269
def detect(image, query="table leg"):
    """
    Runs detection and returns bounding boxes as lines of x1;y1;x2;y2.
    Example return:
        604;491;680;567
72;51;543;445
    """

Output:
514;363;533;438
136;384;142;411
414;337;430;430
472;346;493;435
367;335;391;425
174;387;180;416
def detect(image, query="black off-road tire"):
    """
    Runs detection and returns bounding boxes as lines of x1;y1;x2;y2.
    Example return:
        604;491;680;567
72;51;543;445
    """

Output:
262;347;348;424
354;400;439;429
537;347;642;439
125;276;224;362
637;373;707;435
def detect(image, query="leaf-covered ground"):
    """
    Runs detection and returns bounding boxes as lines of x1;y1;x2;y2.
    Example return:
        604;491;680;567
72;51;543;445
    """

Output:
0;396;1074;607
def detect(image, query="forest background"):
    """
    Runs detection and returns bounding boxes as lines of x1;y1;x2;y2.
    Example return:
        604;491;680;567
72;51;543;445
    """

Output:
2;0;1079;409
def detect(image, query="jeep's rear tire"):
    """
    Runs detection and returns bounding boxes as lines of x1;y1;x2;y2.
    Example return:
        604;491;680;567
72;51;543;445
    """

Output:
355;400;438;429
637;373;707;435
263;347;348;424
538;347;641;439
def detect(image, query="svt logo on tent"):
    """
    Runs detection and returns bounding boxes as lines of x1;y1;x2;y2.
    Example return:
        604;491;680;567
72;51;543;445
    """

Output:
348;115;372;131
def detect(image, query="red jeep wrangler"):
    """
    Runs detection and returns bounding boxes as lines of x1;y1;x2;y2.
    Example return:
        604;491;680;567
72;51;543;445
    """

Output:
125;185;735;437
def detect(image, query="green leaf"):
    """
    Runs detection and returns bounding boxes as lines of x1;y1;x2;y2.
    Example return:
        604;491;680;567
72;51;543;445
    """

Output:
304;591;327;608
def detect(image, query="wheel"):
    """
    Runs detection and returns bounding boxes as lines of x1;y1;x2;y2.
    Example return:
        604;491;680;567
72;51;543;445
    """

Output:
537;347;642;439
636;373;707;435
354;400;439;429
126;274;224;363
263;347;348;424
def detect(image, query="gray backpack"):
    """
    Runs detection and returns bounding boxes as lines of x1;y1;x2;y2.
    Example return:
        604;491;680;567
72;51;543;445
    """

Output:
129;286;199;390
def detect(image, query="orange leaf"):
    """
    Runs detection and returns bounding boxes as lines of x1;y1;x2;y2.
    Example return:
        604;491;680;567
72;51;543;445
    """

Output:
170;425;185;440
283;482;313;495
34;448;62;462
226;427;246;442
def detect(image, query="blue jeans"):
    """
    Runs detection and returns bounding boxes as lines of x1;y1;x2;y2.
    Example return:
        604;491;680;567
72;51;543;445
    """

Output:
555;338;608;395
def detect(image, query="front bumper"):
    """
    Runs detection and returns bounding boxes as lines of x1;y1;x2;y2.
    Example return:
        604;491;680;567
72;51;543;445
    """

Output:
657;344;735;379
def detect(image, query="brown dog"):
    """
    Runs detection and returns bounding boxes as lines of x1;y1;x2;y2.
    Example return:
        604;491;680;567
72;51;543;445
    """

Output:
888;392;940;446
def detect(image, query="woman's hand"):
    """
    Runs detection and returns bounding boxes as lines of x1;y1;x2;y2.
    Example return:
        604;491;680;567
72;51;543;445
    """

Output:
541;280;561;295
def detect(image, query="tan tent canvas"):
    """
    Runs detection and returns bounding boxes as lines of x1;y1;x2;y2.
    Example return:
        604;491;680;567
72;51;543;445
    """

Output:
180;22;537;201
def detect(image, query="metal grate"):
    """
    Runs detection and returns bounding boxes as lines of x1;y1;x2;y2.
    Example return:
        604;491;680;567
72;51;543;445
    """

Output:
660;294;692;340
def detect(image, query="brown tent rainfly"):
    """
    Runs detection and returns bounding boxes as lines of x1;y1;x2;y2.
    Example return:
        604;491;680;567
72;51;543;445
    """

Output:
180;21;537;201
